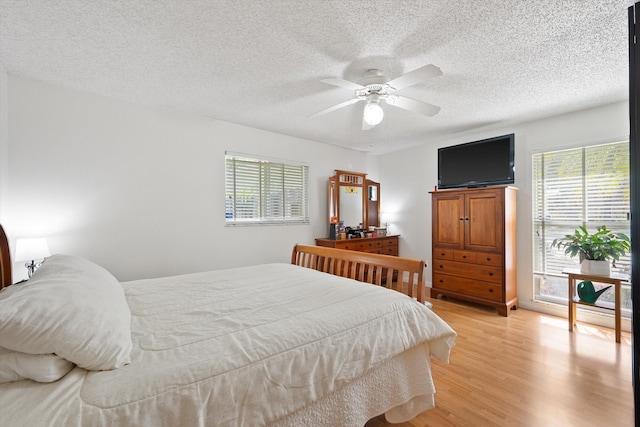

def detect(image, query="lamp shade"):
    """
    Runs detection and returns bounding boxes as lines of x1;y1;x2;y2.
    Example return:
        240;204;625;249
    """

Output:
15;238;50;262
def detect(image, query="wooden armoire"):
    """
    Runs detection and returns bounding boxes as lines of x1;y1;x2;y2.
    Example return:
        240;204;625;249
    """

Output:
430;186;517;316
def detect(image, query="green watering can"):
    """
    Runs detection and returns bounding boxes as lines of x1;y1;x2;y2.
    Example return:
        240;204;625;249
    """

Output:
577;280;612;304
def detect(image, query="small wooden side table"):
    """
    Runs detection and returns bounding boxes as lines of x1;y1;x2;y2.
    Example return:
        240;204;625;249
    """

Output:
563;269;627;343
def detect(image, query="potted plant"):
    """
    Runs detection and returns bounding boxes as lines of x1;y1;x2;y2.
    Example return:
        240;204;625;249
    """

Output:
550;225;631;275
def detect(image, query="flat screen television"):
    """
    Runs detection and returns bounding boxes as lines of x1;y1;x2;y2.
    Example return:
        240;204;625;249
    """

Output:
437;133;515;189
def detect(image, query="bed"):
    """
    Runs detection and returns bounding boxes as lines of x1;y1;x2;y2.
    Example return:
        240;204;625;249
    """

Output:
0;224;456;426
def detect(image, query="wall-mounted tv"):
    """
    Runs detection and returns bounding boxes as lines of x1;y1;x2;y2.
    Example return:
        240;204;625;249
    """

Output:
437;133;515;189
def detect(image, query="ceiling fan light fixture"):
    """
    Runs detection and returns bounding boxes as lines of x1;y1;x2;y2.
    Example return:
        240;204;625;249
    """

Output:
363;102;384;126
313;64;442;126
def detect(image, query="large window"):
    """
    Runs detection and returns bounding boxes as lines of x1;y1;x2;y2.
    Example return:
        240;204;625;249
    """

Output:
225;153;309;225
533;141;631;312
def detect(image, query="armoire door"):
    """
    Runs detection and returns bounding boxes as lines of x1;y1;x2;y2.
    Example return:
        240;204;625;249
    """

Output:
432;193;465;248
464;189;503;252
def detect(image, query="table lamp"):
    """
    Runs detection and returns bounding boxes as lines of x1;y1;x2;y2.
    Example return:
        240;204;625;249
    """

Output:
15;237;50;277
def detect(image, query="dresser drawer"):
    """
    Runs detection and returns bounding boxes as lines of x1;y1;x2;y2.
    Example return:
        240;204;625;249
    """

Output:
432;260;502;284
382;237;398;247
380;237;398;255
432;273;504;302
329;240;347;249
318;236;399;257
361;240;383;251
380;246;398;256
335;241;374;251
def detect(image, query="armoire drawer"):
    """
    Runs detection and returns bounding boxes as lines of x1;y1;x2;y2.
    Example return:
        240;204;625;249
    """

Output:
433;248;454;260
453;250;477;263
432;273;504;302
472;251;502;267
432;259;503;284
435;248;502;267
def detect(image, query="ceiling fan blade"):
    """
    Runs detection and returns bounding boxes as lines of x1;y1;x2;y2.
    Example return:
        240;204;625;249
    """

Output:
321;77;366;91
385;64;442;91
386;95;440;117
309;98;362;117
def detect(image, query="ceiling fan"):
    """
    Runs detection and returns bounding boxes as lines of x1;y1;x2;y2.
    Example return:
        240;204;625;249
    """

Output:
310;64;442;130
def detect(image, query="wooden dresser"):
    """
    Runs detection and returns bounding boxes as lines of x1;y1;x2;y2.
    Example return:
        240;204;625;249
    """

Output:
315;235;399;256
430;186;517;316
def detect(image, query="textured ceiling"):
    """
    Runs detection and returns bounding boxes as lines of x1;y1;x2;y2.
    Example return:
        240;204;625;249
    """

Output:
0;1;634;154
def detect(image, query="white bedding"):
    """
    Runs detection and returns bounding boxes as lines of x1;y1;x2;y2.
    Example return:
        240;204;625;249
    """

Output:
0;263;455;426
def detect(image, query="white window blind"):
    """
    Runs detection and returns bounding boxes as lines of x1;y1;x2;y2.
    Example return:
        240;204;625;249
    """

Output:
532;141;631;310
225;153;309;225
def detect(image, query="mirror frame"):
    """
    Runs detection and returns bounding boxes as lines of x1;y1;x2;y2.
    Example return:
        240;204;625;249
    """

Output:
366;179;380;229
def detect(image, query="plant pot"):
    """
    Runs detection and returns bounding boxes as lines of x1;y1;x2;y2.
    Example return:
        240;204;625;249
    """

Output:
580;259;610;276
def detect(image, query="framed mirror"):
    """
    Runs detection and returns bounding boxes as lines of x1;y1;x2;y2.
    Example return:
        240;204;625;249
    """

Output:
339;185;363;228
328;170;379;233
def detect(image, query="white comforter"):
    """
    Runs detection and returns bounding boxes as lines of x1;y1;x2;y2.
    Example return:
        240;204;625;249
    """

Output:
0;263;455;426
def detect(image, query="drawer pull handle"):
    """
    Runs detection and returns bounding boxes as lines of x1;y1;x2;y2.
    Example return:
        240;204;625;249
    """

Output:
489;288;493;293
441;252;446;256
439;265;444;269
459;217;464;221
486;258;492;261
462;255;467;259
439;279;443;283
488;272;494;276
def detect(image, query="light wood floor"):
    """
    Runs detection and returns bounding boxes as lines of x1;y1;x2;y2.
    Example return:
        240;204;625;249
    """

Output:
366;296;634;427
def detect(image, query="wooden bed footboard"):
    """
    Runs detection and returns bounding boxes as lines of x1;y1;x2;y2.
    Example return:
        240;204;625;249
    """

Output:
0;224;11;290
291;244;426;303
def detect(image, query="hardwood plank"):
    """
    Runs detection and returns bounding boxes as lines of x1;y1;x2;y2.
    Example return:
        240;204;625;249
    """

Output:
366;297;633;427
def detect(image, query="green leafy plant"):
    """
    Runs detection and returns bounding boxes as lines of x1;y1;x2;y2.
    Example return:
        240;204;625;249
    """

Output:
550;225;631;262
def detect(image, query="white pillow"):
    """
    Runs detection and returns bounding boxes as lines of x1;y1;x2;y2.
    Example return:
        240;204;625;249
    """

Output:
0;254;132;370
0;346;75;383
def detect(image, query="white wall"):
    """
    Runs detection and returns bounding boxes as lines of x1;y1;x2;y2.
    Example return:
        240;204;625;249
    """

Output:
0;64;8;222
378;101;630;328
1;75;375;281
1;73;630;329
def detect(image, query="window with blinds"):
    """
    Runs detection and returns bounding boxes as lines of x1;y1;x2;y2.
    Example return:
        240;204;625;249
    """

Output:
225;153;309;225
532;141;631;310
